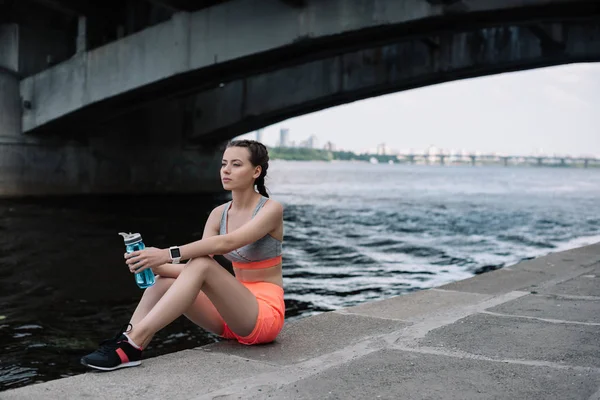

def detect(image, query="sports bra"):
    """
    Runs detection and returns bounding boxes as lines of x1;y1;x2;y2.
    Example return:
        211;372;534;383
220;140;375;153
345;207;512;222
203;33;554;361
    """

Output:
219;196;282;269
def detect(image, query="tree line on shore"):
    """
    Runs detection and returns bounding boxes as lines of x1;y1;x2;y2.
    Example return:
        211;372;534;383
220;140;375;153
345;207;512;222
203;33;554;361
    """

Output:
267;146;397;163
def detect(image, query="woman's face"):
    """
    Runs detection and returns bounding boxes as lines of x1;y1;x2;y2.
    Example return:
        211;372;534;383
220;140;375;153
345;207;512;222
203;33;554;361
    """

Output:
221;146;261;190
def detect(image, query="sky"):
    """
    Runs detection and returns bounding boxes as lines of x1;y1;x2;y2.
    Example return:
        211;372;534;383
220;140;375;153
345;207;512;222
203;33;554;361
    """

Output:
235;62;600;157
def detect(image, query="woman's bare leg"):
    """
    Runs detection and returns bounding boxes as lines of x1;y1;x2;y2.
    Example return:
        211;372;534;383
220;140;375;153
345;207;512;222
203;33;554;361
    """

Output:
129;276;173;326
127;256;258;348
129;275;226;338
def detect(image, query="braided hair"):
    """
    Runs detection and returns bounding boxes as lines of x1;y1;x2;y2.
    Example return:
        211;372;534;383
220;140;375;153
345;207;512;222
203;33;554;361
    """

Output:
226;139;270;198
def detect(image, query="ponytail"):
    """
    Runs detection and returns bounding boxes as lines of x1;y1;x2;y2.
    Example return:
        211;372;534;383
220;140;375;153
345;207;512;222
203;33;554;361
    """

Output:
255;175;269;198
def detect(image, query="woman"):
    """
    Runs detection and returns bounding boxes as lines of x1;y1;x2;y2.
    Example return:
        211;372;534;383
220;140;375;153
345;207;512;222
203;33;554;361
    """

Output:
81;140;284;371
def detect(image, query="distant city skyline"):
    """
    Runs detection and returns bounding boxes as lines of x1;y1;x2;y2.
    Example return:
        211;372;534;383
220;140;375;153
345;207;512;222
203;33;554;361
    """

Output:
235;62;600;158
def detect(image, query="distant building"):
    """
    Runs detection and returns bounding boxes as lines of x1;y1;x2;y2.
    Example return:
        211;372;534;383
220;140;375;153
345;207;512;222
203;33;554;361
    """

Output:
279;128;290;147
324;141;336;151
299;135;318;149
256;129;264;143
377;143;389;155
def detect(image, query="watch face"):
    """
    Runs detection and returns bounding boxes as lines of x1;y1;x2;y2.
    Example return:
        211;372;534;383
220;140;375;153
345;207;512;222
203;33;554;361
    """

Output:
171;248;181;258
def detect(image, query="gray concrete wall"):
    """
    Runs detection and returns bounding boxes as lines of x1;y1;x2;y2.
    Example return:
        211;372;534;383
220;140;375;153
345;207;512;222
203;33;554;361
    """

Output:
0;92;224;198
2;31;229;197
1;23;224;198
1;24;21;137
20;0;592;133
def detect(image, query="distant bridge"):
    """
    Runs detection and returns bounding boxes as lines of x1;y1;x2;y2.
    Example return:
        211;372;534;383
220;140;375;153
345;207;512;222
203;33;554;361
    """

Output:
396;154;600;167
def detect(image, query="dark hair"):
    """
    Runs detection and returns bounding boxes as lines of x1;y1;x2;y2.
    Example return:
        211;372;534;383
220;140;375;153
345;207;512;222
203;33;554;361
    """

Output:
227;139;270;197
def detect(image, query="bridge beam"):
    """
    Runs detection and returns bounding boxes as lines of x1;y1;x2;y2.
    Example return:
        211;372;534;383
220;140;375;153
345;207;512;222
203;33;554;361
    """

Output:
186;19;600;142
146;0;228;12
19;0;600;135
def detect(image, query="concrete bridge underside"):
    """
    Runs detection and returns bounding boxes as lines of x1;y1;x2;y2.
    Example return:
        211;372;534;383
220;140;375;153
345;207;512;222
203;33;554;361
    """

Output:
187;20;600;143
0;0;599;197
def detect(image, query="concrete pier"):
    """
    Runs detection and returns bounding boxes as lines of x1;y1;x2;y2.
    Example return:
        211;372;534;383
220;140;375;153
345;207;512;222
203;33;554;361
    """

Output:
3;242;600;399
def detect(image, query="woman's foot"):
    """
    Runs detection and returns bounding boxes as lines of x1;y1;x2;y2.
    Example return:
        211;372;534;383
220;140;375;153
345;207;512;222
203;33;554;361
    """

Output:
81;325;143;371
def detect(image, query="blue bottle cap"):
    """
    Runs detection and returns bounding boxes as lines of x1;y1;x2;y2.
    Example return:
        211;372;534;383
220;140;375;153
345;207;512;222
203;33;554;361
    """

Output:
118;232;143;245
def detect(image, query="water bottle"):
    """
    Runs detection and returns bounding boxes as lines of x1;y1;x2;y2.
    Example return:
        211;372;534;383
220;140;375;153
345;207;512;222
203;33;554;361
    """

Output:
119;232;155;289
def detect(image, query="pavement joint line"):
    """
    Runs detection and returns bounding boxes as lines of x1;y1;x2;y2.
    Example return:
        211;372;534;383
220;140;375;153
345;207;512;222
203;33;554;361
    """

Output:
530;293;600;301
332;309;412;323
583;259;600;268
530;266;598;291
197;349;284;368
430;288;494;296
390;344;600;374
480;310;600;326
195;335;389;399
391;291;529;345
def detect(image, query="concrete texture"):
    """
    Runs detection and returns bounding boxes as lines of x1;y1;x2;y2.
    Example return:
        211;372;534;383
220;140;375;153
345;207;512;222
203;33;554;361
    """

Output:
1;350;280;399
3;242;600;399
437;268;548;294
542;274;600;297
419;313;600;368
208;312;409;365
0;24;21;139
2;21;225;197
0;97;225;197
488;293;600;323
20;0;600;135
256;351;600;400
336;286;489;321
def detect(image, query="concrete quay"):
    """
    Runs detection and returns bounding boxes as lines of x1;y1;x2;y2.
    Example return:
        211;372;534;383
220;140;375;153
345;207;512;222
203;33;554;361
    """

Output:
3;242;600;400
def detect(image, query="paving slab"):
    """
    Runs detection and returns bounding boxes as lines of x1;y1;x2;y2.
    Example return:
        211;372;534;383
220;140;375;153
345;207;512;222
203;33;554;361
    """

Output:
0;349;278;400
336;288;489;321
249;350;600;400
487;293;600;323
419;313;600;368
437;268;547;294
541;273;600;297
206;312;409;366
510;252;599;277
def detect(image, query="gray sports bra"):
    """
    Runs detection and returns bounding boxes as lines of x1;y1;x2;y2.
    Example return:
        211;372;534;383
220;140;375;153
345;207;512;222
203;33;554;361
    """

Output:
219;196;282;264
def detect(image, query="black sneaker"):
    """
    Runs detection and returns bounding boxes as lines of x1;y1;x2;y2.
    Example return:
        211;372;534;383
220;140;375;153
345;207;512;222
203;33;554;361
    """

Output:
81;324;143;371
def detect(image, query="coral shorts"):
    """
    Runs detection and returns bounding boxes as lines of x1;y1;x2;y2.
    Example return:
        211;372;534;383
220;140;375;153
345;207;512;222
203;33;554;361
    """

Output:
219;281;285;345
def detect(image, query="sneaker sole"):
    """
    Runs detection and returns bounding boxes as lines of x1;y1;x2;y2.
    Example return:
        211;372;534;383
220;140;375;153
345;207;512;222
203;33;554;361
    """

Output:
81;359;141;371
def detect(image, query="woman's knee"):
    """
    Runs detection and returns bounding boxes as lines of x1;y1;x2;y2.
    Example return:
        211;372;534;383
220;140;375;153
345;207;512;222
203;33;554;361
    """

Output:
182;256;219;281
185;256;215;271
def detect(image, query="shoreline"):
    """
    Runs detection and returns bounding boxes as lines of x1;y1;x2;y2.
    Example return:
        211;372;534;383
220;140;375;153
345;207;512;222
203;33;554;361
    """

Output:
3;241;599;399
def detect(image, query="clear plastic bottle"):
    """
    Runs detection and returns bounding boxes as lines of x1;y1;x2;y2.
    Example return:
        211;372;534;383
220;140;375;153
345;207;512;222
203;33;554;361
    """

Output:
118;232;156;289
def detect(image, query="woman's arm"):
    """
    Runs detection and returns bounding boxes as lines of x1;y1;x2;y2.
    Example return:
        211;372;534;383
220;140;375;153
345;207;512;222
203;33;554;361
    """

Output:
126;201;282;272
178;200;283;260
152;263;185;278
141;205;224;277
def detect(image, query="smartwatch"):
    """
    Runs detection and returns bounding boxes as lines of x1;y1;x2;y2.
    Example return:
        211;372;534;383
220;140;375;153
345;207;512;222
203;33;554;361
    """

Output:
169;246;182;264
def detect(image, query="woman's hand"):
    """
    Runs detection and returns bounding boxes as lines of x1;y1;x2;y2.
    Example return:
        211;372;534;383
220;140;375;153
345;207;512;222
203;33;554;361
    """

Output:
125;247;170;273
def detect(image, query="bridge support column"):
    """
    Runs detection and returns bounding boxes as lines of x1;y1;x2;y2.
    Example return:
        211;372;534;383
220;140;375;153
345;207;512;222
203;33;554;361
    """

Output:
0;24;21;137
1;29;224;199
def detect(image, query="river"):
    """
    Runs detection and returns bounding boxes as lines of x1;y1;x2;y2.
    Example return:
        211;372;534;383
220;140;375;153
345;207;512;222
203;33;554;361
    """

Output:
1;161;599;391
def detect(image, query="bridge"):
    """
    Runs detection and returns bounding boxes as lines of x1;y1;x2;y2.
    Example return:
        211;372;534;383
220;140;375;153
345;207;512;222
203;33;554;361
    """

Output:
1;0;599;196
395;153;600;167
